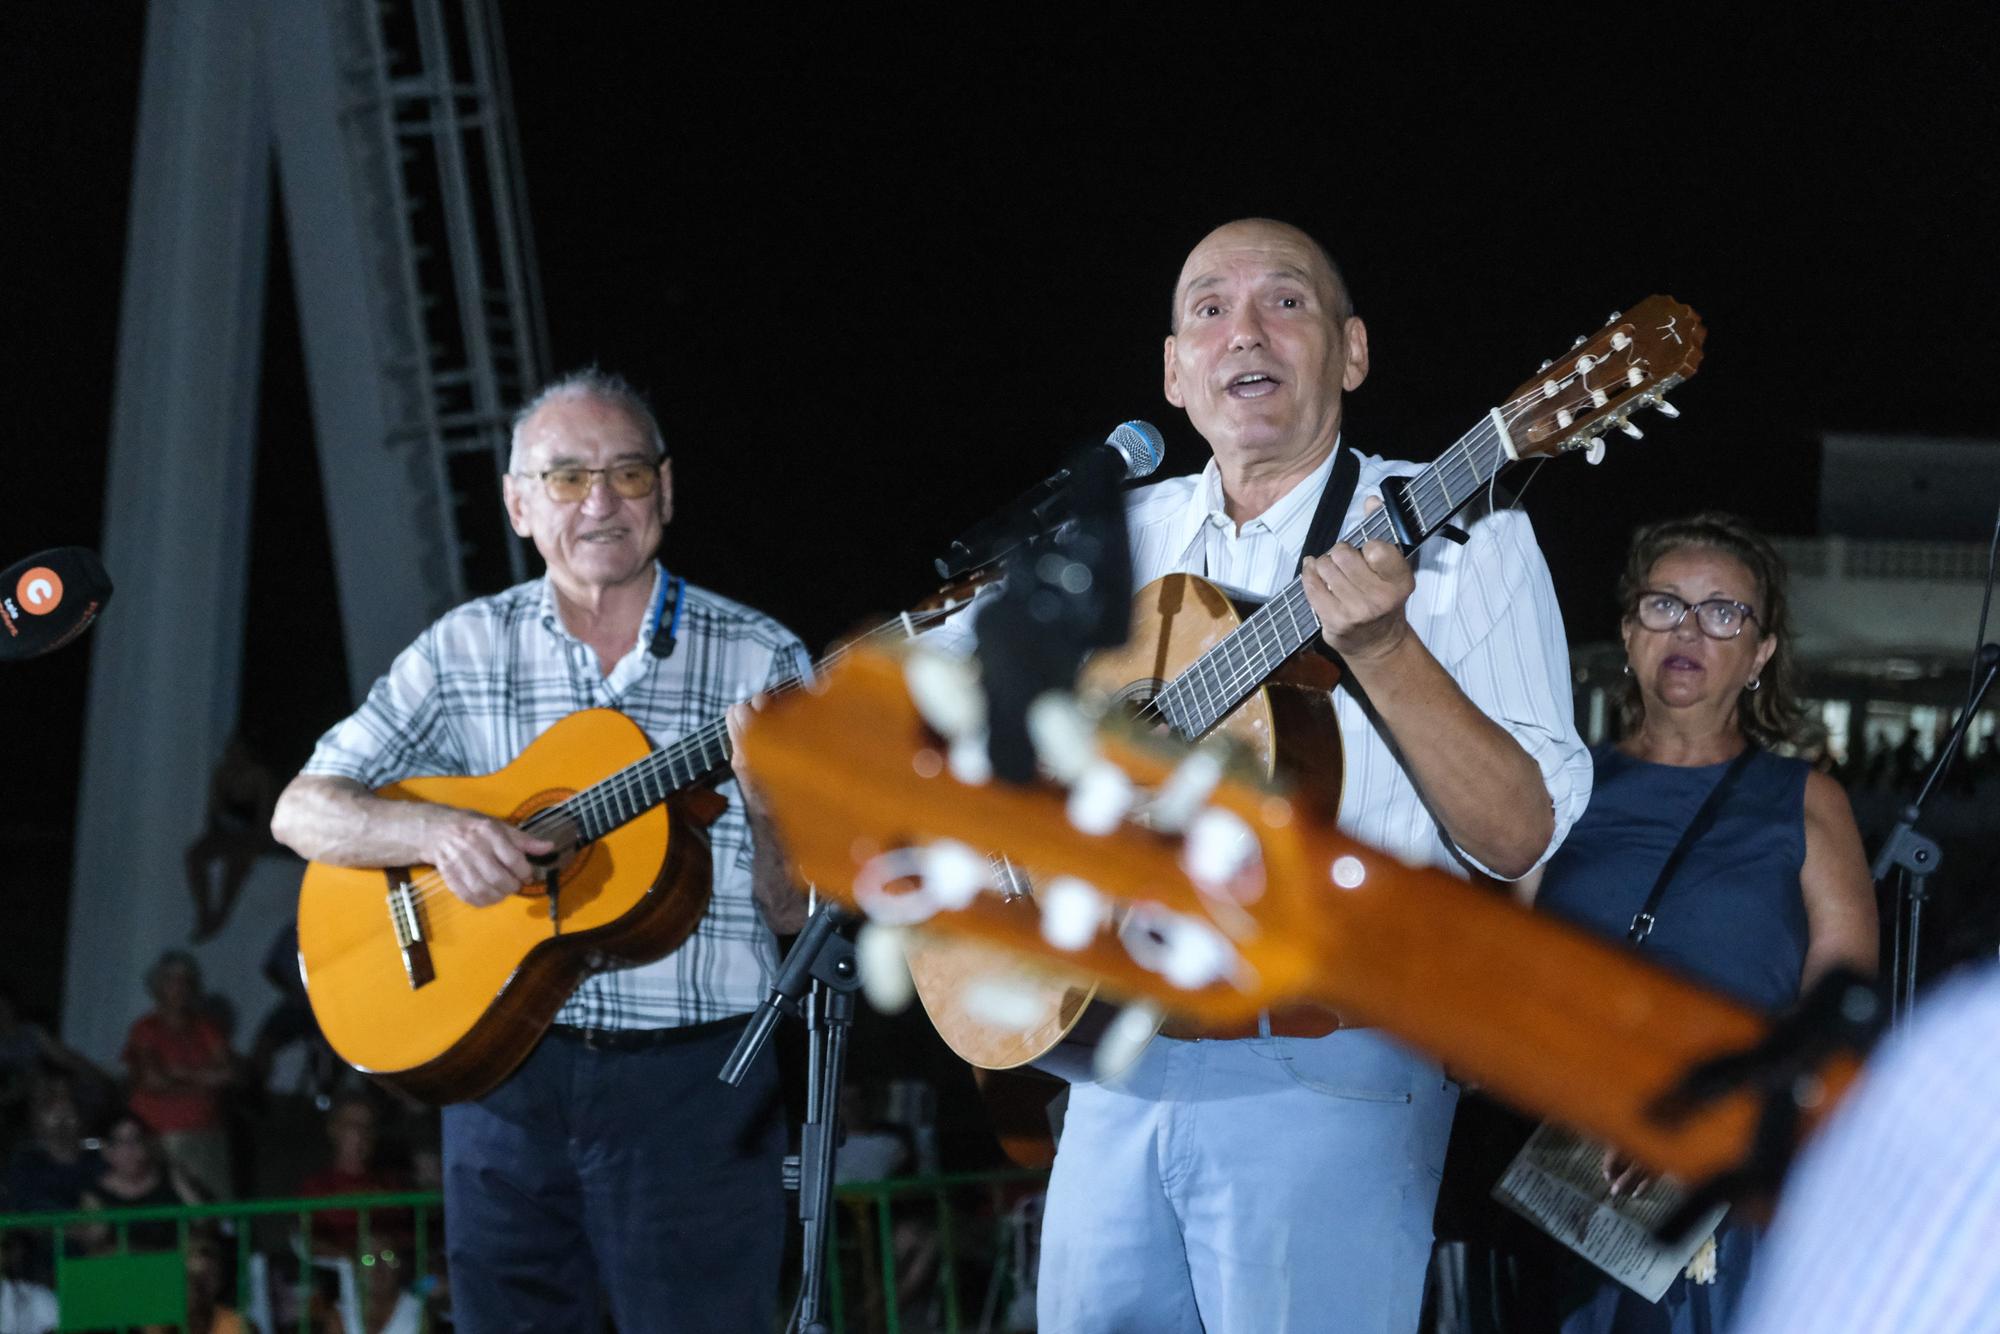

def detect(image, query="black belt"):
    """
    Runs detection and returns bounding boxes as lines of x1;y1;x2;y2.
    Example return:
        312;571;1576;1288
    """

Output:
546;1013;750;1052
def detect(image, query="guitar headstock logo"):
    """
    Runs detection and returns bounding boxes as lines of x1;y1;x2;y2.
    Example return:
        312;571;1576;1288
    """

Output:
16;567;62;616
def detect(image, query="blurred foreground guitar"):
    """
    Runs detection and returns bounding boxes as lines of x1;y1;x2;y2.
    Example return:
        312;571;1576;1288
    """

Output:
295;581;992;1103
738;646;1868;1191
911;297;1708;1074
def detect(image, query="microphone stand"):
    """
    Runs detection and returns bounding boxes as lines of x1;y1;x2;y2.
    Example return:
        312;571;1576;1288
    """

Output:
719;899;859;1334
1874;641;2000;1027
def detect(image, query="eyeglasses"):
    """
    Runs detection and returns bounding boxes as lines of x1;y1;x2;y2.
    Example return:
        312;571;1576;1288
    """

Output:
515;461;661;503
1632;590;1760;640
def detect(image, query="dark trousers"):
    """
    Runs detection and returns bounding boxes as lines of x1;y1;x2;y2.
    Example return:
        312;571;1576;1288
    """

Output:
441;1019;786;1334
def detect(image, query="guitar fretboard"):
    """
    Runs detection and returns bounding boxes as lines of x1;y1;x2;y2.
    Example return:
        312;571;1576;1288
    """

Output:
1150;411;1515;740
520;591;978;847
535;718;735;845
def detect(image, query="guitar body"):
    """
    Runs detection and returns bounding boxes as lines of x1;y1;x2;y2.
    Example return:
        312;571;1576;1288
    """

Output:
296;709;713;1103
908;573;1346;1078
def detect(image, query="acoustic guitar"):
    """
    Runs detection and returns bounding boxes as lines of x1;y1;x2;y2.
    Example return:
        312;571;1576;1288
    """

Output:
735;646;1861;1189
909;296;1707;1074
295;581;990;1103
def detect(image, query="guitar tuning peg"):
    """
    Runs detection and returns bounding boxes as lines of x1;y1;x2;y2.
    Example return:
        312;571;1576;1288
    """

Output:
922;839;989;910
1157;918;1233;990
1607;310;1622;324
852;847;944;927
1040;875;1109;951
947;733;993;786
1066;759;1136;836
1144;747;1225;831
1584;439;1607;466
904;651;985;741
1027;691;1096;783
1654;398;1680;419
1619;419;1644;440
1538;359;1553;371
965;976;1056;1031
1571;335;1587;348
1093;1002;1163;1081
856;924;915;1014
1183;806;1261;897
1117;905;1238;990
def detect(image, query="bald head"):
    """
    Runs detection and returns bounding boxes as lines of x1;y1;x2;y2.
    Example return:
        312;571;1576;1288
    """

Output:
1161;217;1370;509
1171;218;1352;334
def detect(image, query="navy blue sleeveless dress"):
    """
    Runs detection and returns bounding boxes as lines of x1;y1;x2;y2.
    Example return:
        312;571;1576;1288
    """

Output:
1534;744;1811;1334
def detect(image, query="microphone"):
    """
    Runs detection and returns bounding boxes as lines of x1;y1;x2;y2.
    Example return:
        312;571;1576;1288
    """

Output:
934;420;1164;579
0;547;113;663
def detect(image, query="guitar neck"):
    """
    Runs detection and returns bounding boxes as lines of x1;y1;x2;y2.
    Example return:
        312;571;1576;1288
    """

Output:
554;717;733;843
1154;412;1516;740
537;574;996;846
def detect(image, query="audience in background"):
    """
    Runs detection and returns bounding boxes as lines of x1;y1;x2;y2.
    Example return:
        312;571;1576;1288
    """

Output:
298;1093;411;1259
121;951;237;1199
183;1232;248;1334
0;989;110;1147
3;1075;97;1216
79;1111;203;1253
3;1074;100;1289
0;1230;58;1334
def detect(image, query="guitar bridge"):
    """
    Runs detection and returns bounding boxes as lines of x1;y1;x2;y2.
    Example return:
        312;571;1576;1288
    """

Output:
387;875;435;990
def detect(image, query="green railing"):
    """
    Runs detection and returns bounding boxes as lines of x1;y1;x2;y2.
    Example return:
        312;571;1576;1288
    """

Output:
0;1190;440;1333
0;1170;1047;1333
828;1167;1047;1334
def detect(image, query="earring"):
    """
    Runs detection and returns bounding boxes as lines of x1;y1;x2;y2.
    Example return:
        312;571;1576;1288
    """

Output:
1746;676;1761;692
1621;662;1632;676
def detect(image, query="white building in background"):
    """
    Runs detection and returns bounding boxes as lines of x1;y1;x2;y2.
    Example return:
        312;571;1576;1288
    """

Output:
1575;434;2000;770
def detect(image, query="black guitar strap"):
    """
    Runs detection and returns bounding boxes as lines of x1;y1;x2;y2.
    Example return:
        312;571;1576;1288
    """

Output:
1294;445;1364;578
1287;446;1364;663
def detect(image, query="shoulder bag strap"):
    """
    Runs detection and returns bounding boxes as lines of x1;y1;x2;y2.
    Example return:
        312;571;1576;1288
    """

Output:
1627;746;1760;945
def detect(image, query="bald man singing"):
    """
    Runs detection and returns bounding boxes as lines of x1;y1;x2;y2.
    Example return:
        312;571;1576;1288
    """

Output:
1032;220;1592;1332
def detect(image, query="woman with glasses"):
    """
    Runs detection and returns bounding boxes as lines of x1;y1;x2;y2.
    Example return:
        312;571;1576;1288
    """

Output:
1520;512;1879;1333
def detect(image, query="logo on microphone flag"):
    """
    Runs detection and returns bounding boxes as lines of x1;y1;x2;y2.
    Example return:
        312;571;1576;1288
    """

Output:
17;567;62;615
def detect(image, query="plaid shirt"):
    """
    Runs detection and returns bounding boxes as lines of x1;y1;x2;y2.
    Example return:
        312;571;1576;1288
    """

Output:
302;565;808;1030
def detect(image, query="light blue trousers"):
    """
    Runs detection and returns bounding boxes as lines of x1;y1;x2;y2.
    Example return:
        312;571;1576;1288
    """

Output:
1038;1028;1458;1334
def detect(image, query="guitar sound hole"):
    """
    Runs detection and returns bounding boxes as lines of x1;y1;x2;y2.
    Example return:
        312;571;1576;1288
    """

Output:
506;788;593;898
1105;679;1169;729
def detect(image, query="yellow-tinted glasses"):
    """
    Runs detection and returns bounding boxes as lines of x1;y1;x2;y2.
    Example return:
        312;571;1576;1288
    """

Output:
516;460;662;503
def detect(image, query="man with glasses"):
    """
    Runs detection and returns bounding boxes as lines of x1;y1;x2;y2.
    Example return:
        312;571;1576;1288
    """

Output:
271;369;807;1334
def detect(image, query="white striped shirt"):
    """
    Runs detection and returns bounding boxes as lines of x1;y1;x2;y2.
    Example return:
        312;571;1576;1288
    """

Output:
1734;965;2000;1334
302;565;808;1030
1122;440;1590;876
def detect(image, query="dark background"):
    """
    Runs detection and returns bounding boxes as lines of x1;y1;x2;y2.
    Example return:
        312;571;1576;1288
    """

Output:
4;10;1997;1018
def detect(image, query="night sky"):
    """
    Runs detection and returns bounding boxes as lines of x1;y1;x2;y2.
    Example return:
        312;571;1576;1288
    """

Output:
4;9;1996;1008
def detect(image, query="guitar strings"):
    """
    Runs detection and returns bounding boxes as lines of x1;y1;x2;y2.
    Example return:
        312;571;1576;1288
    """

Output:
380;596;977;931
1133;378;1587;735
1134;417;1503;733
